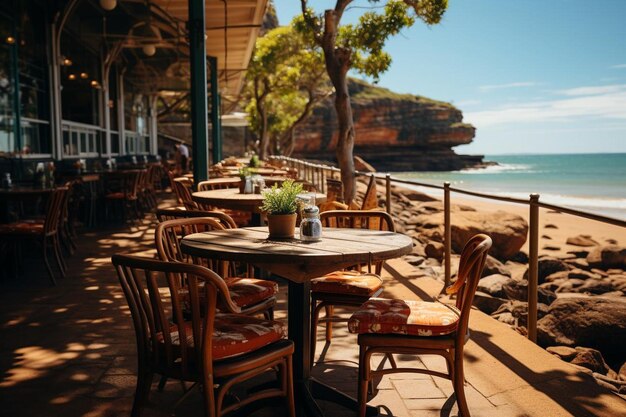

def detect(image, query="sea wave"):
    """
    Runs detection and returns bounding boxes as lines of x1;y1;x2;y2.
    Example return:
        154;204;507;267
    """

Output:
494;192;626;210
458;163;534;174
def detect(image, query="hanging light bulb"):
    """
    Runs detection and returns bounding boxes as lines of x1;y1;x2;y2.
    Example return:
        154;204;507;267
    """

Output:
68;74;76;81
62;57;73;66
5;36;16;44
142;44;156;56
80;72;89;79
99;0;117;11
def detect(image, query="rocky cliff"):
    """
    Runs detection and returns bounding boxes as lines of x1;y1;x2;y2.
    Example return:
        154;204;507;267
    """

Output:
292;79;484;171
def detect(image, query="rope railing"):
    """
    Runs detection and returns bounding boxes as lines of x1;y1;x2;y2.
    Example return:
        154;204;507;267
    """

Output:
269;155;626;342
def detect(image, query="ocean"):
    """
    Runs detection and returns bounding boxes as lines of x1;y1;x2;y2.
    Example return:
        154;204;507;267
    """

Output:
395;153;626;220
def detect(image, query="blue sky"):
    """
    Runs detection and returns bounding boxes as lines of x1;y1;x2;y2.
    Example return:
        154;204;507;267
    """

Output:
274;0;626;155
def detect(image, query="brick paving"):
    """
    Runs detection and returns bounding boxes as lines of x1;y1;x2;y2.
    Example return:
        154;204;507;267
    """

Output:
1;204;624;417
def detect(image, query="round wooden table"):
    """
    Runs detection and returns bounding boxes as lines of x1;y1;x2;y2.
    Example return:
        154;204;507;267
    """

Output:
192;188;326;226
181;226;413;415
0;186;54;223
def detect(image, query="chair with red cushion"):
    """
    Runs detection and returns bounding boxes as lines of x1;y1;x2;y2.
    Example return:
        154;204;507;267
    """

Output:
112;254;295;417
348;234;492;417
309;210;395;367
0;186;68;285
155;217;277;319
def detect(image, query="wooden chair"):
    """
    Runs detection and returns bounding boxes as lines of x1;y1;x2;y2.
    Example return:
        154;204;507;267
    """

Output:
111;254;295;417
173;177;199;210
155;208;238;229
359;175;379;210
349;234;492;417
0;186;68;285
325;178;344;203
309;210;396;366
155;218;277;319
104;170;143;222
197;178;240;191
196;179;251;226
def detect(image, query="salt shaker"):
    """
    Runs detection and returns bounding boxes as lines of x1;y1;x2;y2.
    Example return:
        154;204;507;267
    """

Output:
300;206;322;241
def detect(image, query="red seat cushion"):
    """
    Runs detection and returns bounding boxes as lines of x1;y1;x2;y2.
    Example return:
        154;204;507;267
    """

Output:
224;277;278;308
311;271;383;296
348;298;460;337
160;314;286;360
0;222;44;234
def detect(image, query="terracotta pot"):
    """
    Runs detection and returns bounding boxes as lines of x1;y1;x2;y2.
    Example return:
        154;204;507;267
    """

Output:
266;213;297;239
238;178;245;193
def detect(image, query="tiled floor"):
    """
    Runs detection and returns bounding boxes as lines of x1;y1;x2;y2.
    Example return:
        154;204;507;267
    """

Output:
1;205;624;417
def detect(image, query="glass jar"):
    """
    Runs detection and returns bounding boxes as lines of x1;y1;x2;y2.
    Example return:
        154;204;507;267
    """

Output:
300;206;322;241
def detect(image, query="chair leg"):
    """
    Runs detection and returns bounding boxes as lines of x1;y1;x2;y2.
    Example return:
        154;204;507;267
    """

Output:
310;299;322;368
453;348;470;417
285;356;296;417
357;345;369;417
52;235;67;278
263;307;274;321
41;237;56;286
202;374;217;417
131;369;153;417
324;305;334;342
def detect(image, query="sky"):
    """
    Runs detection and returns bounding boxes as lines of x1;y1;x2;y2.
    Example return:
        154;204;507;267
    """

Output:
274;0;626;155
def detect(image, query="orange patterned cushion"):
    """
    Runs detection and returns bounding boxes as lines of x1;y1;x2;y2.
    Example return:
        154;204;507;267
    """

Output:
224;277;278;308
348;298;460;337
160;314;286;360
311;271;383;296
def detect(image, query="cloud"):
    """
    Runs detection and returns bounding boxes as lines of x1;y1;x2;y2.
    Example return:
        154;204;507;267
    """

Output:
610;64;626;69
466;84;626;128
478;82;538;92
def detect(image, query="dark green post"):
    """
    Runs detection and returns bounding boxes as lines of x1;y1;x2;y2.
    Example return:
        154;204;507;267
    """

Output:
209;56;222;166
188;0;208;185
10;18;21;155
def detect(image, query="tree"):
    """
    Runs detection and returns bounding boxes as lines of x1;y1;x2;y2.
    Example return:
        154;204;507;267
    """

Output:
243;19;331;159
299;0;447;203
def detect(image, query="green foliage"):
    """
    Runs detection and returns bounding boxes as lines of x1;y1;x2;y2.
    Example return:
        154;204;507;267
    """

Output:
238;167;250;178
242;17;331;156
260;180;304;215
249;155;260;168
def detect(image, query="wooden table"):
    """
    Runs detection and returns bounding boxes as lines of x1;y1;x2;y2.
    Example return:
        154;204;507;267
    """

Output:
181;227;413;416
0;186;54;223
192;188;326;226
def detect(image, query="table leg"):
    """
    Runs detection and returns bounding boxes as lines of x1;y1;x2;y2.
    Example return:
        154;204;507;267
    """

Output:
287;280;379;417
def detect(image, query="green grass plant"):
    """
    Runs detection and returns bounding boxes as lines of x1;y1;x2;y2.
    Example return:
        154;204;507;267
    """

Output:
260;180;304;215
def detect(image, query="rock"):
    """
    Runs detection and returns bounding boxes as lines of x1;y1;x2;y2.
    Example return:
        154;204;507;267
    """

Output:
619;363;626;381
403;255;425;266
555;279;586;293
566;235;600;247
567;269;600;280
449;210;528;260
546;346;578;361
537;298;626;364
544;271;573;282
492;312;516;326
543;245;561;251
473;291;509;314
477;274;511;298
575;279;615;295
493;301;549;327
502;279;556;305
606;239;618;245
393;187;437;203
586;245;626;269
483;255;511;277
564;258;591;271
545;224;558;229
424;241;444;261
510;251;529;263
542;234;552;240
523;256;570;284
567;250;590;258
571;347;613;375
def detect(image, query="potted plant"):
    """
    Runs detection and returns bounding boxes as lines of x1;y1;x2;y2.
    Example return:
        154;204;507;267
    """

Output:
238;167;250;193
260;180;304;239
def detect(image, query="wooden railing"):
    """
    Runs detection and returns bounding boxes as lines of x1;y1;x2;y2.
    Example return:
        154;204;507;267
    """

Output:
270;155;626;342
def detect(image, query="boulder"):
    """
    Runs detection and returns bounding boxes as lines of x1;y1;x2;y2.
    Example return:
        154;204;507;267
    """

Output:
403;255;425;266
477;274;511;298
523;256;570;284
473;291;508;315
504;279;557;305
537;298;626;363
424;241;444;261
450;210;528;260
564;258;591;271
575;279;615;295
483;255;511;277
570;347;613;375
586;245;626;269
566;235;599;247
567;250;590;258
619;362;626;381
492;301;549;327
554;279;586;293
546;346;578;361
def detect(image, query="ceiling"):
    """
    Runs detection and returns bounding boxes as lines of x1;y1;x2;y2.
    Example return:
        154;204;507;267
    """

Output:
152;0;268;98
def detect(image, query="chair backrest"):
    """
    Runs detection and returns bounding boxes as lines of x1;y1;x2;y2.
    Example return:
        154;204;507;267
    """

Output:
111;254;239;380
44;186;69;235
445;234;492;340
320;210;395;274
155;217;227;266
294;179;317;193
155;208;237;229
173;177;198;210
360;175;378;210
197;178;240;191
